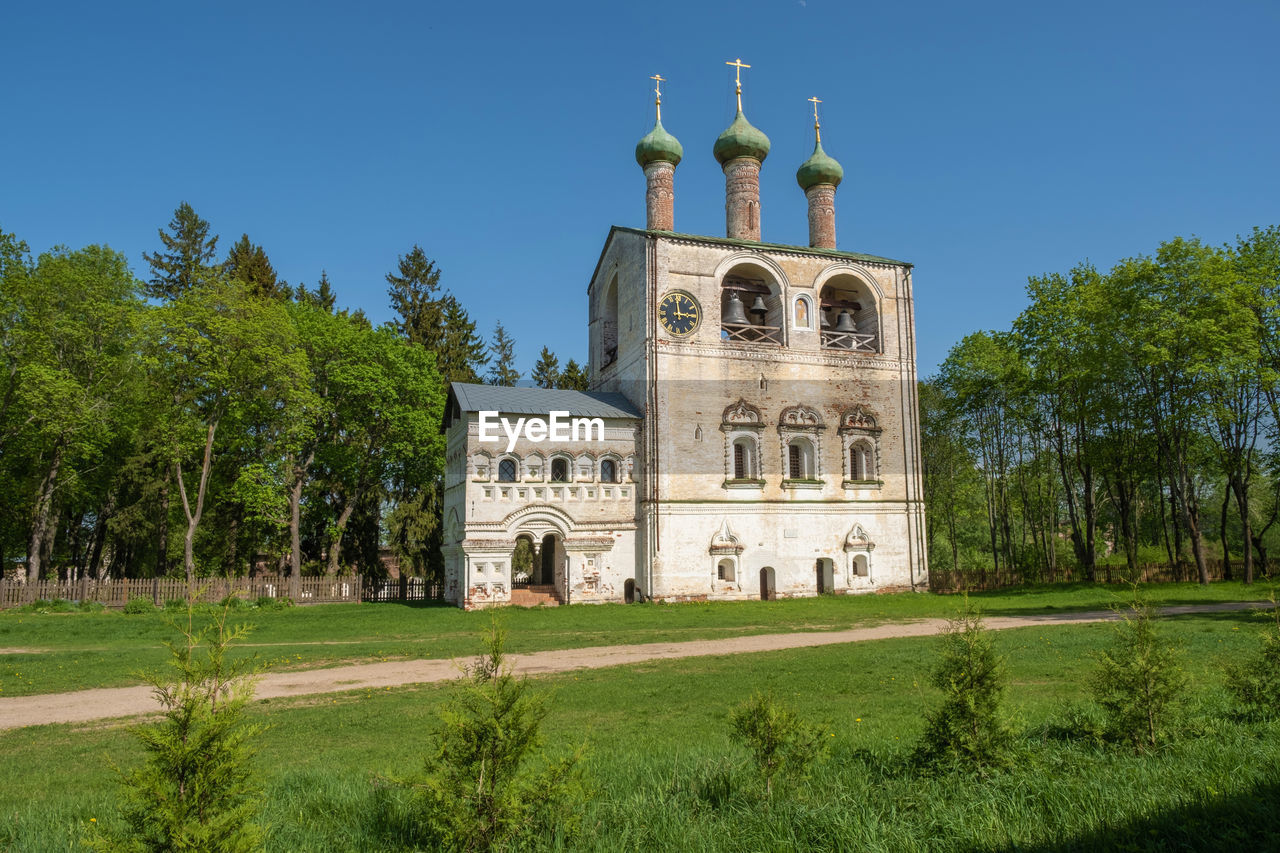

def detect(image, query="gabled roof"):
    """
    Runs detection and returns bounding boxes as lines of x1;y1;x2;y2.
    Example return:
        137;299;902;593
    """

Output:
445;382;641;429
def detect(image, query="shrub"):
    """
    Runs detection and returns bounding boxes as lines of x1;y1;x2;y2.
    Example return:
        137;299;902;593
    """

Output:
218;594;248;610
729;692;829;796
123;597;155;614
1224;592;1280;718
47;597;74;612
395;618;586;850
87;604;265;852
78;600;105;613
914;602;1013;769
1090;591;1187;751
254;595;292;610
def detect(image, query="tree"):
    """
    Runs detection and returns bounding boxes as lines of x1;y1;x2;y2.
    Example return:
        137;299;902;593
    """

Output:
142;202;220;300
486;322;520;386
915;603;1012;768
436;294;488;383
397;619;585;850
312;323;442;576
387;247;486;383
8;245;143;586
1090;591;1187;750
89;605;265;852
1224;591;1280;717
729;692;828;797
387;245;443;341
559;359;589;391
531;347;560;389
224;234;286;300
148;280;311;587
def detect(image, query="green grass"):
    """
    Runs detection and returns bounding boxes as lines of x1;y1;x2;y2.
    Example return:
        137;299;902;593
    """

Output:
1;606;1278;850
0;580;1274;697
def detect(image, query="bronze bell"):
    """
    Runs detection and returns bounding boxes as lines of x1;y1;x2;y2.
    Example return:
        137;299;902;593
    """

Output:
820;308;831;329
749;295;768;320
835;310;857;333
722;291;749;325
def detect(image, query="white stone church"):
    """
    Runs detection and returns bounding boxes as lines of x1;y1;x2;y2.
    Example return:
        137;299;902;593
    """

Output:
441;77;927;608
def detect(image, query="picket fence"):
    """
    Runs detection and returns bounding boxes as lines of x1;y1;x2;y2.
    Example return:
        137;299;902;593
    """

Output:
0;574;444;610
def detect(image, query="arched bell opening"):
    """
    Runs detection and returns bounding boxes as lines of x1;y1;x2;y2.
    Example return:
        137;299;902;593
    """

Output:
720;265;783;346
818;274;879;353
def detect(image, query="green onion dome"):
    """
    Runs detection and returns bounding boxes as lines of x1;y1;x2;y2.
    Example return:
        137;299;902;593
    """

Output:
635;118;684;167
713;109;771;165
796;138;843;190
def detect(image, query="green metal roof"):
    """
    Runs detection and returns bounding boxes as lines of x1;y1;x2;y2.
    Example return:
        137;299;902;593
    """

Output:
610;225;911;267
446;382;641;428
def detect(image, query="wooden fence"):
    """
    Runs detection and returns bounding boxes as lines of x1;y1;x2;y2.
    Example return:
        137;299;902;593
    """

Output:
927;558;1263;592
0;574;443;610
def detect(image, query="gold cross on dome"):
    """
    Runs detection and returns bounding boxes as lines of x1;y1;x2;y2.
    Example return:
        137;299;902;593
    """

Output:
650;74;665;120
726;57;751;109
809;96;823;142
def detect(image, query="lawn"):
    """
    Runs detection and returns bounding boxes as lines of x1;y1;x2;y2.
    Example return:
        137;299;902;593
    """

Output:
0;604;1277;850
0;580;1274;697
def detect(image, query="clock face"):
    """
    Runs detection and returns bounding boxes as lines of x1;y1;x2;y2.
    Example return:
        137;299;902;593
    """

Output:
659;291;701;337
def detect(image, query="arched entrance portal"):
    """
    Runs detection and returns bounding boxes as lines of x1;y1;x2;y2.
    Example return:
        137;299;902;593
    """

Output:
512;534;535;586
536;532;566;589
759;566;776;601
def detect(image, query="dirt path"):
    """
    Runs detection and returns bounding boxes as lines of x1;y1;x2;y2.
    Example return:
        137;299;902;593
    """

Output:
0;601;1268;731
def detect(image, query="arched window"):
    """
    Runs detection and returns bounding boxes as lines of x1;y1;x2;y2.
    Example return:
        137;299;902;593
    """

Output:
850;443;874;481
498;459;518;482
732;437;757;480
717;558;736;582
787;438;814;479
551;457;570;483
601;275;619;367
600;459;617;483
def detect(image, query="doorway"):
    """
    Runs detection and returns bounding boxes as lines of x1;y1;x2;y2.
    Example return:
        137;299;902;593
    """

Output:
759;566;776;601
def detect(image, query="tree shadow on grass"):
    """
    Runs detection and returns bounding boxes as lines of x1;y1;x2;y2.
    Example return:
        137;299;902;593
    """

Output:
982;777;1280;853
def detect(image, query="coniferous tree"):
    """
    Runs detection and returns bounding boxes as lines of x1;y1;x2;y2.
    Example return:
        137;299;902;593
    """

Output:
292;272;337;312
397;620;585;849
88;606;265;852
531;347;560;389
437;295;488;383
387;247;487;383
914;603;1012;768
142;202;220;300
387;245;444;343
559;359;589;391
487;322;521;386
312;271;336;312
224;234;285;300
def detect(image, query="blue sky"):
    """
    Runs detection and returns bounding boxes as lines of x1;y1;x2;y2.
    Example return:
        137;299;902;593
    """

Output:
3;0;1277;376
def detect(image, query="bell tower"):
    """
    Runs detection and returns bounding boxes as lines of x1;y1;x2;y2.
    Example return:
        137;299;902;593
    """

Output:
586;67;927;603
